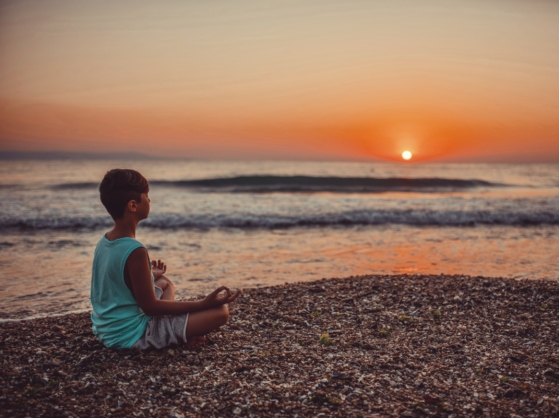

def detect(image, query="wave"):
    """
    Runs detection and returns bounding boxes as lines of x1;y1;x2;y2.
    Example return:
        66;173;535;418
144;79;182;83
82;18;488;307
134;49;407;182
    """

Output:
52;176;506;193
2;209;557;231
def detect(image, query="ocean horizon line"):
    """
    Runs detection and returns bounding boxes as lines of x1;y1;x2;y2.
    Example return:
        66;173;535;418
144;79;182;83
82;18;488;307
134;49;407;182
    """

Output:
2;151;559;164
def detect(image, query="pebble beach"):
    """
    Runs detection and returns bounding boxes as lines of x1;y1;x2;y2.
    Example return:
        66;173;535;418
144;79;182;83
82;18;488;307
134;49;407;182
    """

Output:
1;274;558;417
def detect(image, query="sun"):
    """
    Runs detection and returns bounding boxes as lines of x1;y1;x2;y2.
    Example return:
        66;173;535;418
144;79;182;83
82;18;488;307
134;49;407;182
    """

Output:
402;150;412;160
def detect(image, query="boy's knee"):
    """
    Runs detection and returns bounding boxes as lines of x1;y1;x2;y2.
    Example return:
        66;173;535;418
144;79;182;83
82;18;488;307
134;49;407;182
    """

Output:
216;304;229;326
156;275;173;288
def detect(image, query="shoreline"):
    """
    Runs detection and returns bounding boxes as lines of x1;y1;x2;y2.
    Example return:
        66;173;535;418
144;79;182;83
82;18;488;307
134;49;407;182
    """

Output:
2;273;558;322
1;274;558;417
0;309;92;324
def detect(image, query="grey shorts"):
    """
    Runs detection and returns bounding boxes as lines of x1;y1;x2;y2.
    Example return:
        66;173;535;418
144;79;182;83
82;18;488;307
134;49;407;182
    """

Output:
131;286;189;350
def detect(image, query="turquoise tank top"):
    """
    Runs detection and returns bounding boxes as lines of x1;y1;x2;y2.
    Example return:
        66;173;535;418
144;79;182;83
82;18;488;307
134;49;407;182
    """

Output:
90;235;152;348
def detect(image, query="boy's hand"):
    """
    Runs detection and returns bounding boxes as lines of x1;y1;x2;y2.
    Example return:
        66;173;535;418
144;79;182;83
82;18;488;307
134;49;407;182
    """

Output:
151;260;167;280
203;286;242;309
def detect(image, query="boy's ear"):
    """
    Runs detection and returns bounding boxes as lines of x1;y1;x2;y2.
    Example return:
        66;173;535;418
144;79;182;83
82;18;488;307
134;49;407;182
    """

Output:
127;199;138;213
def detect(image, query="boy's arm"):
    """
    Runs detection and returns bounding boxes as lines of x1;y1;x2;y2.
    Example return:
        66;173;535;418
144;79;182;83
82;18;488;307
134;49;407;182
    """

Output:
127;248;239;316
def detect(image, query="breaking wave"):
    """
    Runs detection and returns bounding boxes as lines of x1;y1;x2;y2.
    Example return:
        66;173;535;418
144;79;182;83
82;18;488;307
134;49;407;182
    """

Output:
52;176;506;193
2;209;557;231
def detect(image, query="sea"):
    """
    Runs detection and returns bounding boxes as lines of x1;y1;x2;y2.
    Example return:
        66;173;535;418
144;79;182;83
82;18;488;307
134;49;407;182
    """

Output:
1;159;558;320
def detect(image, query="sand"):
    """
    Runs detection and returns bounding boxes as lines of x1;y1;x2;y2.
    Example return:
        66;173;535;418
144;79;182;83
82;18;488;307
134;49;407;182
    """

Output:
1;274;558;417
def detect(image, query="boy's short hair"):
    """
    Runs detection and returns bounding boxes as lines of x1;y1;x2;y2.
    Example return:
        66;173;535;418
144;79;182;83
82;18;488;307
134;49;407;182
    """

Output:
99;169;149;220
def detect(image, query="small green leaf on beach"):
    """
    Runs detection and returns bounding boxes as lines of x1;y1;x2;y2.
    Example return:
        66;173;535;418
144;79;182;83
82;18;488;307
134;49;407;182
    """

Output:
541;303;548;309
47;379;59;388
24;385;39;397
311;311;320;318
500;375;510;383
433;310;442;318
319;333;333;345
377;327;390;338
398;315;412;322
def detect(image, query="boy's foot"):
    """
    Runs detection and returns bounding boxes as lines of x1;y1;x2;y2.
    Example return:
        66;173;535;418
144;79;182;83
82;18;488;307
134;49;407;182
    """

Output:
185;335;206;349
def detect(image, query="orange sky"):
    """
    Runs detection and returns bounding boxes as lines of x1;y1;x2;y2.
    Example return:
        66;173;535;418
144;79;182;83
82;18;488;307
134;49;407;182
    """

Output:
1;0;559;162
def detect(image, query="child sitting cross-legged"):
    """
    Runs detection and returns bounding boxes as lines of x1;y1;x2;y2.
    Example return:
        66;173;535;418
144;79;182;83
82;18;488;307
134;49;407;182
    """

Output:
90;168;241;350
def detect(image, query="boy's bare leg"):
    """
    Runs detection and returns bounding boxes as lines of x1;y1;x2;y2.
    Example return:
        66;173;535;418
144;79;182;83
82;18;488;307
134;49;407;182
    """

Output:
185;336;206;349
184;304;230;349
154;275;175;301
150;279;233;349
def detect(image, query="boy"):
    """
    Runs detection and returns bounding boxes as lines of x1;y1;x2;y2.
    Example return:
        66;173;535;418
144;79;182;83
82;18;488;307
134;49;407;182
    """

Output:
91;168;240;350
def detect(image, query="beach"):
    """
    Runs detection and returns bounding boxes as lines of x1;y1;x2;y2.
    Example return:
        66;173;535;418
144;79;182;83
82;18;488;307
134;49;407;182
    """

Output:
1;274;558;417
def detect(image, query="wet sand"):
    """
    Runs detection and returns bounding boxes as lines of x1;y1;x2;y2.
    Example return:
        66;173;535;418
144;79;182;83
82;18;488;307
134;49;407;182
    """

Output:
1;274;558;417
3;225;559;320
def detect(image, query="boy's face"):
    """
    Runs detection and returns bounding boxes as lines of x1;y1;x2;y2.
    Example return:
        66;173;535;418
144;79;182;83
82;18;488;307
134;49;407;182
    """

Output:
135;192;151;220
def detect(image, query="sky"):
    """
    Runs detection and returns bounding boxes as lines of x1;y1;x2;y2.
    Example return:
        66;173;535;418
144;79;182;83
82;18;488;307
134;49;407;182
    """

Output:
1;0;559;162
